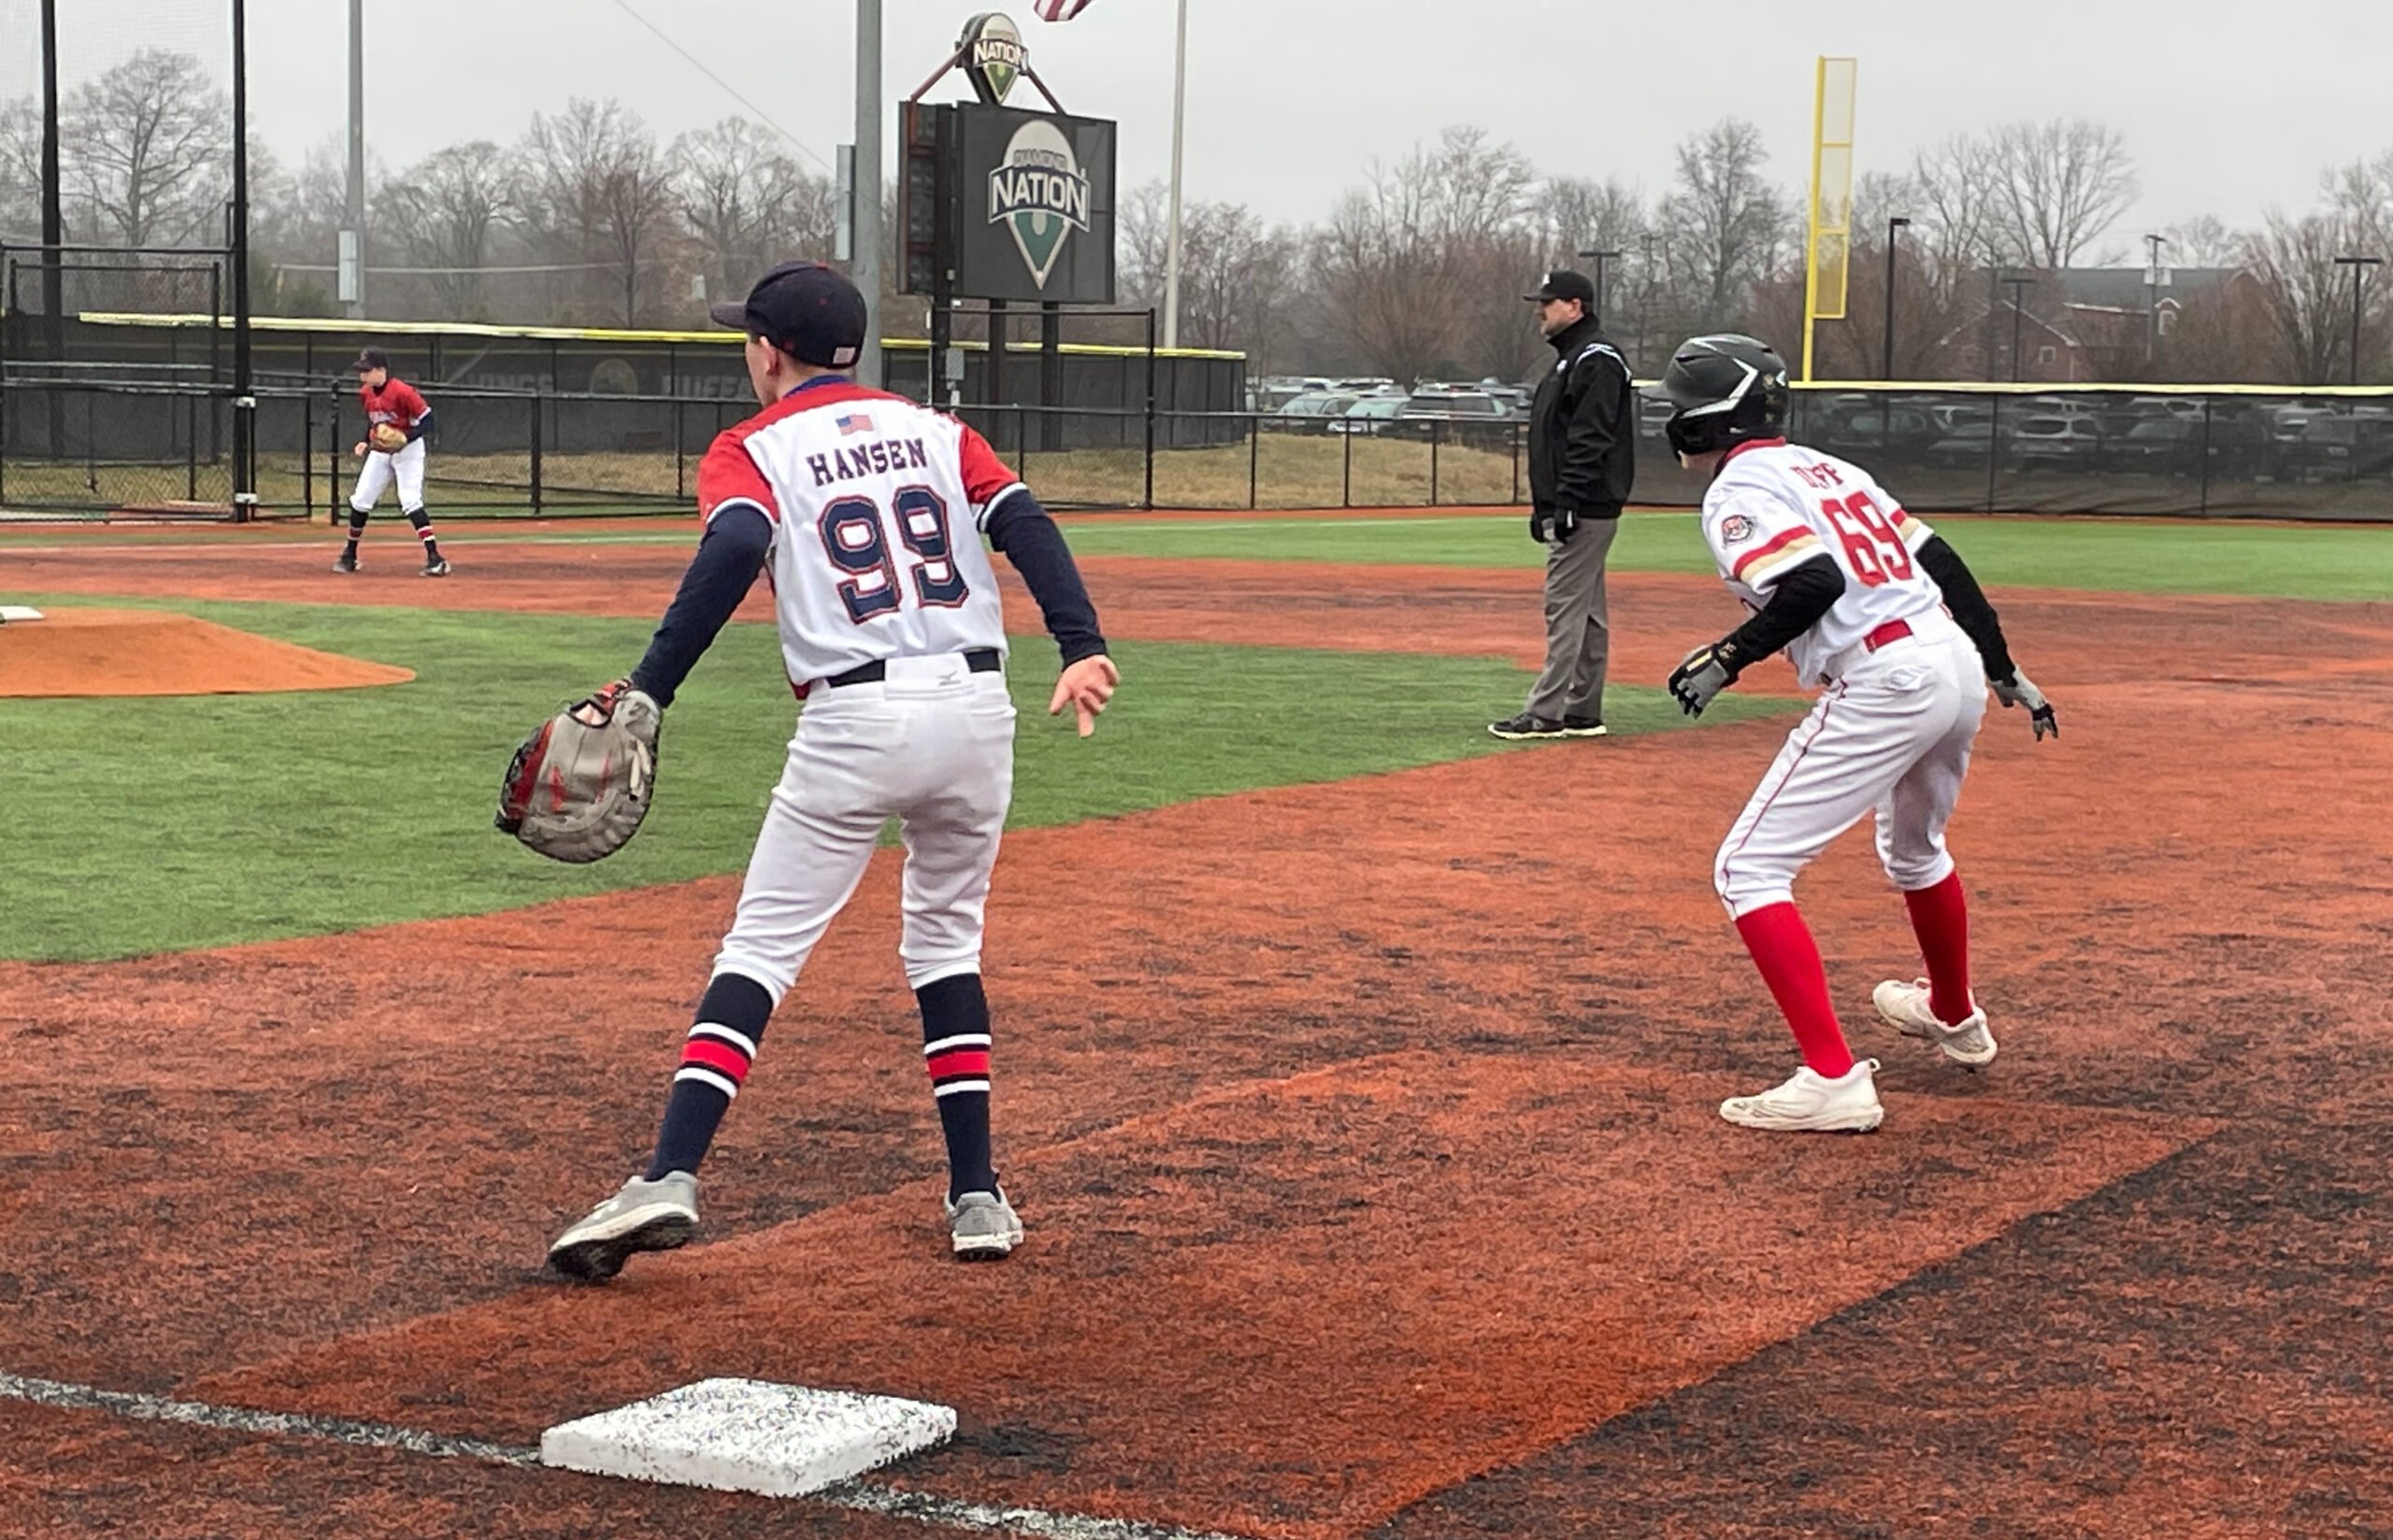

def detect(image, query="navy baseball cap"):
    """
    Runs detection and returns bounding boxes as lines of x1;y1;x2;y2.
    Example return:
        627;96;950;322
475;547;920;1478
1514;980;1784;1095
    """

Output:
351;347;390;372
711;261;867;370
1525;269;1598;306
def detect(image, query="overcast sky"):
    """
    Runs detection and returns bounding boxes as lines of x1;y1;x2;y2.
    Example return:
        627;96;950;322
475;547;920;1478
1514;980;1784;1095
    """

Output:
17;0;2393;258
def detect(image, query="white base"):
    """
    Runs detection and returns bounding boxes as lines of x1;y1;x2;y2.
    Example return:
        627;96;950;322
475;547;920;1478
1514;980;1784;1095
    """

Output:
539;1377;957;1498
0;606;44;623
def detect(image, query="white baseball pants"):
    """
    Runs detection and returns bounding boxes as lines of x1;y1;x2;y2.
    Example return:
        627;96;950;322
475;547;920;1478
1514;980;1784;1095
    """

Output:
712;655;1017;1003
1714;617;1985;918
351;437;426;513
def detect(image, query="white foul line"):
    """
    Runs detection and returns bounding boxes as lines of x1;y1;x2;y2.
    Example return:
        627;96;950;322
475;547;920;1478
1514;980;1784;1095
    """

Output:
0;1369;1261;1540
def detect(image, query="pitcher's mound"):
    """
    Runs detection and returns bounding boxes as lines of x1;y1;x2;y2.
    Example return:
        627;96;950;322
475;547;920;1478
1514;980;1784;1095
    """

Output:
0;608;414;697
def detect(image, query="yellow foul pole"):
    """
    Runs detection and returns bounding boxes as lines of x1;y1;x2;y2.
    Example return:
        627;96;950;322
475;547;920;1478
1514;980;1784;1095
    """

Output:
1804;57;1856;384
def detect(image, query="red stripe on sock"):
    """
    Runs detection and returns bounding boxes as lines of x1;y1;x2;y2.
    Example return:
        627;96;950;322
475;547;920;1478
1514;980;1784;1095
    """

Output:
1904;870;1973;1025
681;1037;752;1083
1733;901;1855;1078
926;1048;991;1081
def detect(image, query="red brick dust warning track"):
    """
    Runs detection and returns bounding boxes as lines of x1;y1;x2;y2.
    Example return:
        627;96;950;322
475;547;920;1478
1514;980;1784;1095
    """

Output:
3;538;2392;1536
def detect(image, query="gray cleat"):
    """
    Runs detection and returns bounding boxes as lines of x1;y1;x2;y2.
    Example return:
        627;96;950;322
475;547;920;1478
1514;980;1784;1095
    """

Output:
548;1171;699;1282
943;1188;1024;1262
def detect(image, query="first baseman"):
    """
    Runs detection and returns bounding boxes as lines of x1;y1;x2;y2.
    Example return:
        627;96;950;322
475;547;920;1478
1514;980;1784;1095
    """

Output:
1655;335;2057;1134
546;261;1119;1281
337;348;450;577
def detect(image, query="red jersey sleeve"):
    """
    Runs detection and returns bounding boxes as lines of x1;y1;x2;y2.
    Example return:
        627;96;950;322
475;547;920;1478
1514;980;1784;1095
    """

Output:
391;381;429;425
696;431;781;526
957;423;1023;520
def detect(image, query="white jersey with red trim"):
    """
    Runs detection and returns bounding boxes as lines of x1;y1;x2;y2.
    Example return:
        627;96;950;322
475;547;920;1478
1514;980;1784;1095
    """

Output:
697;379;1023;689
1698;439;1945;686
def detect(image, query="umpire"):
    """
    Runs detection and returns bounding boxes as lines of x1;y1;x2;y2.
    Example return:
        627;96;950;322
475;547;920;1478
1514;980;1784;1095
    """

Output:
1490;269;1637;740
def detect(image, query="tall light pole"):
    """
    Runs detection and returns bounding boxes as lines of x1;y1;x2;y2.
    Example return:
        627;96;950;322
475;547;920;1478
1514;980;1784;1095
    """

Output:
2143;233;2171;365
1160;0;1189;350
343;0;365;320
1577;248;1622;322
1882;215;1910;380
2001;274;2034;383
2334;254;2383;386
853;0;883;386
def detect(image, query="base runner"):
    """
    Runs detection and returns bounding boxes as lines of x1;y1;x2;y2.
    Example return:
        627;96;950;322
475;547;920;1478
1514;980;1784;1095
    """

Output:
1655;335;2058;1133
547;262;1118;1279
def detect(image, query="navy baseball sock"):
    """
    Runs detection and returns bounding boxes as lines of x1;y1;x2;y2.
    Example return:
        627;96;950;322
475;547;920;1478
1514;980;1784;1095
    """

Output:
343;508;367;555
918;973;995;1201
646;972;774;1179
406;506;442;562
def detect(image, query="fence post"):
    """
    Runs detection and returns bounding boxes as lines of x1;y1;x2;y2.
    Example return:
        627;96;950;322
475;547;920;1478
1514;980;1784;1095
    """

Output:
1248;411;1259;509
1142;308;1157;510
529;394;544;516
325;396;339;522
1511;421;1522;505
1342;415;1354;508
1429;419;1441;506
1984;392;2001;512
2198;396;2213;518
674;397;686;501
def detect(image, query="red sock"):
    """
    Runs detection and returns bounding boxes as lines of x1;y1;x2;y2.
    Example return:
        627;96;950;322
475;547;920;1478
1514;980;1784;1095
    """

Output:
1733;902;1854;1078
1903;871;1973;1025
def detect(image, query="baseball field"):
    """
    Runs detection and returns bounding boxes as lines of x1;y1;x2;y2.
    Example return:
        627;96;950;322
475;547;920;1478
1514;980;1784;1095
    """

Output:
3;506;2390;1536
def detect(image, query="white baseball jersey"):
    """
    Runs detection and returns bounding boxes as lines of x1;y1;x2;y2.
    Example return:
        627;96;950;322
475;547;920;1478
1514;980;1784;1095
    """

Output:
697;379;1024;689
1698;439;1945;686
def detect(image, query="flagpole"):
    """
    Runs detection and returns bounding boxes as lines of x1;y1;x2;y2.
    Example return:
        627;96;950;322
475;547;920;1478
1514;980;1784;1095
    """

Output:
1160;0;1188;350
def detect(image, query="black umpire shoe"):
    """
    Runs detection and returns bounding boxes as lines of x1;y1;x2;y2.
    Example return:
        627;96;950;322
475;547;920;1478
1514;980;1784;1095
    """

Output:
1489;713;1571;741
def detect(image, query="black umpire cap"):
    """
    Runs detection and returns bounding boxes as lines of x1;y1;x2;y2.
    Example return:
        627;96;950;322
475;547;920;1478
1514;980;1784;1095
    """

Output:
350;347;390;372
1524;269;1598;307
711;261;867;370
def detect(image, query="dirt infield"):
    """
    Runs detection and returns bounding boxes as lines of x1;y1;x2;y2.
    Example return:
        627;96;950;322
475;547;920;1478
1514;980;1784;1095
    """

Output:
4;546;2391;1535
0;606;413;696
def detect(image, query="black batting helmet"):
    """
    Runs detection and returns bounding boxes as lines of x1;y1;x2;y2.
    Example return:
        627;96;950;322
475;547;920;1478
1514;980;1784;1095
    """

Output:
1656;335;1790;457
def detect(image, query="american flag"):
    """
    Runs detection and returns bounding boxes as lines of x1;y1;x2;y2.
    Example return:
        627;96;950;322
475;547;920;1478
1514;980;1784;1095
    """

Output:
1034;0;1098;19
836;412;874;436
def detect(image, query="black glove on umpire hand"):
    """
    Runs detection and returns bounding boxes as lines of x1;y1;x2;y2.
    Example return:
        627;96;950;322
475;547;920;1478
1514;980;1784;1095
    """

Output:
1528;509;1552;542
1668;638;1746;717
1551;506;1581;542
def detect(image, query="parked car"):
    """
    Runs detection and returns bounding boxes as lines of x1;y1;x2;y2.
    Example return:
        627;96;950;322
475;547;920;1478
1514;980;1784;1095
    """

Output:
2007;413;2106;471
1268;392;1360;434
1821;406;1942;454
1396;390;1514;447
2113;417;2203;477
1330;395;1409;435
2282;416;2393;482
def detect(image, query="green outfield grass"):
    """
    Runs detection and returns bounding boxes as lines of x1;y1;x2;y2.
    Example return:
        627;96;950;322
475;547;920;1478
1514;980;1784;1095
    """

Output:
0;598;1780;962
1052;511;2393;600
7;508;2381;600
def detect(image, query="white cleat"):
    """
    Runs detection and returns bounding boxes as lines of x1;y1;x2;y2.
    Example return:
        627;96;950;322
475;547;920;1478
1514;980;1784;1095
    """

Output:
1873;978;1998;1068
1719;1059;1884;1133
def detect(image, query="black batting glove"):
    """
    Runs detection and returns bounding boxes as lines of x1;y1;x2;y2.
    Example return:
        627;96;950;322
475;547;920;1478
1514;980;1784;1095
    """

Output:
1528;509;1553;543
1668;638;1745;717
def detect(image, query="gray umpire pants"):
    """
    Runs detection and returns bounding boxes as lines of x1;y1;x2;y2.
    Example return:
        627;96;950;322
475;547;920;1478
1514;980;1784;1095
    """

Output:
1521;515;1618;722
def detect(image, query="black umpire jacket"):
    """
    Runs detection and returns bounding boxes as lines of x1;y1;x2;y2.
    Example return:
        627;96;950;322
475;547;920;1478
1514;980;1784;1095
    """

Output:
1526;314;1636;515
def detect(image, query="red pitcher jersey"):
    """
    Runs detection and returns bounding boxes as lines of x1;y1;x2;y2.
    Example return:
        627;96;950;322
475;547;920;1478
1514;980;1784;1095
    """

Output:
360;378;429;432
696;381;1020;688
1698;439;1945;685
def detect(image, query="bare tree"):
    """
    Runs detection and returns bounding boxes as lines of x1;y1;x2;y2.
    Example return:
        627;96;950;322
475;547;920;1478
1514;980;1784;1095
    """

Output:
672;117;833;309
0;96;41;243
2244;207;2364;383
63;48;233;249
2163;214;2243;269
378;141;516;319
1655;118;1790;333
1909;132;2012;299
519;98;679;326
1985;119;2137;270
1315;127;1540;383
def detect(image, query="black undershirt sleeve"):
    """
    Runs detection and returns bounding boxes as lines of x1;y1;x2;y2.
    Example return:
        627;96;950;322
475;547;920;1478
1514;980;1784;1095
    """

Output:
1720;554;1846;670
983;489;1108;666
627;505;772;706
405;407;430;444
1913;534;2018;681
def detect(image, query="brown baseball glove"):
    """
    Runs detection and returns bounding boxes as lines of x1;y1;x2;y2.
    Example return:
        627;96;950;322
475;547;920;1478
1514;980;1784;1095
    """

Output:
496;679;662;863
368;422;409;452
